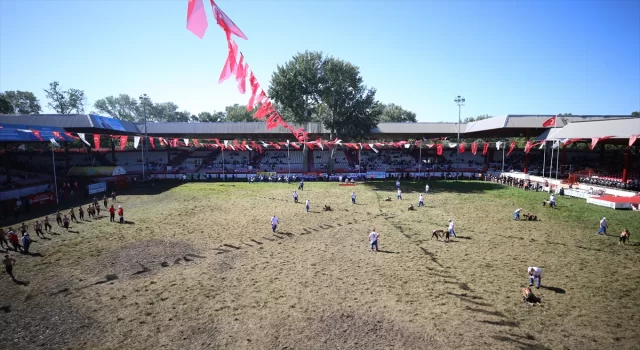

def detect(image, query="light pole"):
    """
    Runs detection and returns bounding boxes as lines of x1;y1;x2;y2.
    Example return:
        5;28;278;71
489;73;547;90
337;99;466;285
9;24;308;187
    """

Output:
139;94;149;180
454;95;465;180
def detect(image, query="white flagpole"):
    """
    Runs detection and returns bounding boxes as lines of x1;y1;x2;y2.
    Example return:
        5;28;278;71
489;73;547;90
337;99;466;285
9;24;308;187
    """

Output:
141;136;145;180
549;145;554;179
556;146;560;180
542;142;546;179
501;142;505;173
222;147;225;180
288;143;291;175
51;145;59;204
418;144;422;178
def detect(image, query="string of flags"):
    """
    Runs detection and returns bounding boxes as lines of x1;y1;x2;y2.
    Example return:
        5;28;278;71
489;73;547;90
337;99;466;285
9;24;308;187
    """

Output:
46;134;636;155
186;0;309;143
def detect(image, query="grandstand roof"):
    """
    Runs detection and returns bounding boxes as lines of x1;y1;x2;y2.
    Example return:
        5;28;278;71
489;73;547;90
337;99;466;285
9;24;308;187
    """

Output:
544;118;640;140
0;113;636;140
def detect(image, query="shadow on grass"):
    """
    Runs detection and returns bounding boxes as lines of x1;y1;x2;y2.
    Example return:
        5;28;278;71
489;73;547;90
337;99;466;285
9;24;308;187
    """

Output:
480;319;520;327
12;278;29;286
363;180;506;194
456;236;472;240
376;250;397;254
540;286;566;294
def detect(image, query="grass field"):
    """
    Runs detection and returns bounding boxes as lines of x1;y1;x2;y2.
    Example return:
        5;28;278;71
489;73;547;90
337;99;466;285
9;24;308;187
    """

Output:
1;180;639;350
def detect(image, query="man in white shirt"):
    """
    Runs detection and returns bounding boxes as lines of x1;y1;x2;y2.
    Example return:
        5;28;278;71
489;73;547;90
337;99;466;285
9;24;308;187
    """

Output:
397;189;402;200
549;194;556;208
351;192;356;204
425;184;430;193
597;217;607;235
418;194;424;207
305;199;310;212
271;215;279;233
293;191;299;203
528;266;542;288
448;219;456;238
514;208;523;220
368;229;379;252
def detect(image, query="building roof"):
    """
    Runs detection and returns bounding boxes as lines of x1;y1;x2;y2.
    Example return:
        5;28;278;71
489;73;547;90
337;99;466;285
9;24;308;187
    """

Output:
544;118;640;140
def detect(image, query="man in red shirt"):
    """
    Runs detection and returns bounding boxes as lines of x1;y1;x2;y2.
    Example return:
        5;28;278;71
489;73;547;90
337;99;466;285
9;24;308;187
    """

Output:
117;206;124;224
109;205;116;222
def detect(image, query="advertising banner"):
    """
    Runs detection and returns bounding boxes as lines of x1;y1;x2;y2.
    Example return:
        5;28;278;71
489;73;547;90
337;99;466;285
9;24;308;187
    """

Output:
257;172;276;177
366;171;387;179
27;192;56;207
88;182;107;195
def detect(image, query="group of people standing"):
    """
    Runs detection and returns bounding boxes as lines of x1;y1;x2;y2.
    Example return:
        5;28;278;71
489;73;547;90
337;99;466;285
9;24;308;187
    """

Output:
2;191;124;282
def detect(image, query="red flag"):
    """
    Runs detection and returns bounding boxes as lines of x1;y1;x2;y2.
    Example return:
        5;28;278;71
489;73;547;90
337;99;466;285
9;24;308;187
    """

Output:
149;137;155;149
458;142;465;153
93;134;101;149
236;55;247;94
172;138;179;147
186;0;208;39
119;136;128;151
291;142;300;149
542;116;556;127
246;72;260;111
630;135;638;147
506;141;516;156
436;144;443;156
32;130;42;141
524;141;533;154
562;138;581;147
218;35;238;84
63;132;78;140
590;136;613;150
471;142;478;155
210;0;248;40
482;142;489;156
52;131;63;140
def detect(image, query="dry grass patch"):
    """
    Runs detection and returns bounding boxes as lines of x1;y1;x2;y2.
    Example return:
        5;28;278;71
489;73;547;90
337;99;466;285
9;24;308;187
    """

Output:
1;181;638;350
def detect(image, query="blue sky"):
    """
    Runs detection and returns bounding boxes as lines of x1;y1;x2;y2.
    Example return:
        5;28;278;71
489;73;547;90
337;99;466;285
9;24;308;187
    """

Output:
1;0;639;122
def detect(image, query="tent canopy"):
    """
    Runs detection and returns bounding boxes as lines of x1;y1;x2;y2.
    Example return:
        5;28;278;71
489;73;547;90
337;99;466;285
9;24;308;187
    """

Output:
545;118;640;140
67;166;127;177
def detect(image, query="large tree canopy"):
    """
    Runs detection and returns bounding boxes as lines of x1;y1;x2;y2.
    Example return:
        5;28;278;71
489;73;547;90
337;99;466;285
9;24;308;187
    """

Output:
269;51;380;140
94;94;140;121
376;103;417;123
0;90;42;115
225;104;260;122
44;81;86;114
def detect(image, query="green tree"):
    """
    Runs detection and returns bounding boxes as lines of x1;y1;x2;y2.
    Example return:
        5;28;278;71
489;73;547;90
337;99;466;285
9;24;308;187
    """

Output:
0;90;42;114
0;95;15;114
376;103;417;123
462;114;491;123
149;102;179;122
269;51;379;140
93;94;140;121
269;50;325;124
224;103;260;122
191;111;226;122
632;111;639;117
44;81;86;114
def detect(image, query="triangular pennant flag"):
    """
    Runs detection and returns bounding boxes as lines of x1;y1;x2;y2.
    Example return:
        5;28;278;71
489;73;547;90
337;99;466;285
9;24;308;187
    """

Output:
524;141;533;154
32;130;42;141
436;144;443;156
93;134;101;149
77;133;90;146
496;141;502;150
186;0;208;39
590;136;613;150
539;142;545;149
210;0;248;40
448;143;457;148
458;142;466;153
134;136;140;149
552;140;560;149
630;135;638;147
482;142;489;156
149;137;155;148
50;138;60;148
369;144;379;153
471;142;478;155
119;136;128;151
506;141;516;156
184;138;190;147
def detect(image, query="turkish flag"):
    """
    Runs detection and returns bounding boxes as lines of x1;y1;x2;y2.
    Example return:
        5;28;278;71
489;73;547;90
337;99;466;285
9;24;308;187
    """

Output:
542;116;556;127
436;144;443;156
524;141;533;154
218;34;238;84
458;142;465;153
471;142;478;155
186;0;208;39
93;134;101;149
482;142;489;156
590;136;613;150
506;141;516;156
630;135;638;147
149;137;155;149
119;136;128;151
210;0;248;40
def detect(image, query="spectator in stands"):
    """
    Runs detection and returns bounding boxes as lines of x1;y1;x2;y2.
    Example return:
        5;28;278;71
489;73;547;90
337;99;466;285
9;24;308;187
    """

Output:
597;217;608;235
109;205;116;222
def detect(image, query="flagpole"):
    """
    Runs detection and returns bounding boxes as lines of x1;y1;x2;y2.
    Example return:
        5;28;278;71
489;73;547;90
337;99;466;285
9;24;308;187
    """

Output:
556;146;560;180
501;142;505;173
542;142;546;179
418;144;422;179
51;144;59;205
549;144;554;179
222;146;225;181
288;143;291;176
